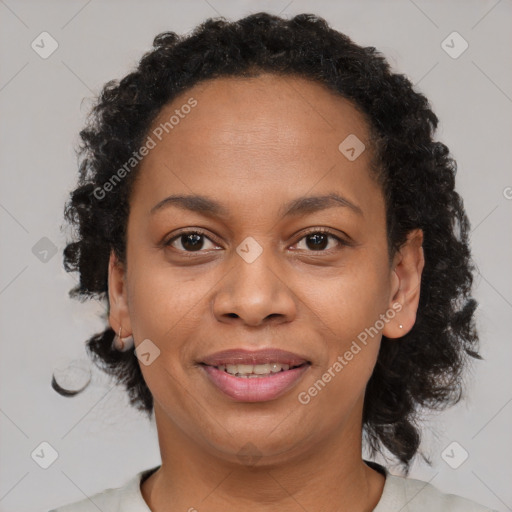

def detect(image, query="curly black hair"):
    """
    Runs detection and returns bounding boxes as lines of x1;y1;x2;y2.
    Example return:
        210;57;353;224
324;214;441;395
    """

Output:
58;12;481;474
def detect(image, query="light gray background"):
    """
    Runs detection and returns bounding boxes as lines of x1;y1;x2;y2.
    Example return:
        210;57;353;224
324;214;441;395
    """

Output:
0;1;511;511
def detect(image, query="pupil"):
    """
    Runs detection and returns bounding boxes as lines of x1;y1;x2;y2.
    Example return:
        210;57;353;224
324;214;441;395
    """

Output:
182;233;203;251
179;233;328;252
307;233;328;250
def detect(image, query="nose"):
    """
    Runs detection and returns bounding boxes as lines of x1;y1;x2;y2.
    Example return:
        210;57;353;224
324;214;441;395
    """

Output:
212;249;297;327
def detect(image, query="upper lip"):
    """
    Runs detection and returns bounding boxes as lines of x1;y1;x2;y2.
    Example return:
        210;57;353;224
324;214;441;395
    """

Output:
200;348;310;367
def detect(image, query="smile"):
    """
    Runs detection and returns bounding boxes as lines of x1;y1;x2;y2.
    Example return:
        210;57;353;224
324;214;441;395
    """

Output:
214;362;304;377
200;362;311;402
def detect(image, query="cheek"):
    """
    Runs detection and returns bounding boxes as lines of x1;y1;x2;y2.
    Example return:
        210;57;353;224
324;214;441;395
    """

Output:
299;253;391;344
295;249;390;408
298;306;382;421
126;254;211;340
125;262;208;413
294;337;379;441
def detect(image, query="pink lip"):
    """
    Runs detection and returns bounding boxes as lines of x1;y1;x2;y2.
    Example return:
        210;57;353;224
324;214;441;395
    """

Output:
199;348;311;402
200;348;309;367
201;363;310;402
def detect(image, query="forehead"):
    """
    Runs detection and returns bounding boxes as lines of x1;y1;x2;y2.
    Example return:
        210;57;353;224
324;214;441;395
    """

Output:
150;72;369;152
131;73;379;218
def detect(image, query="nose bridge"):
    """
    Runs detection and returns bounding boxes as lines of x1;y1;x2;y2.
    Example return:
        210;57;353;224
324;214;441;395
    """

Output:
212;235;296;326
235;240;278;291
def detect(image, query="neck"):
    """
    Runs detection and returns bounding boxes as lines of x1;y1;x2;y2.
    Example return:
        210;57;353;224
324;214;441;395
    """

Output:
141;400;385;512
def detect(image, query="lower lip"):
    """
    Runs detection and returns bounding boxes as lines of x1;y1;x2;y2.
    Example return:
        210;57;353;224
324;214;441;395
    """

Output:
201;364;310;402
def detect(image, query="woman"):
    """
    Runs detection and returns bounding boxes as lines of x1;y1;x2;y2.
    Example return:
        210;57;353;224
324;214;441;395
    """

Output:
51;12;496;512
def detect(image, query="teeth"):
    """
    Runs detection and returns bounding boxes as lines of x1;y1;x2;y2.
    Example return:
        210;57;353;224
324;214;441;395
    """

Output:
270;362;286;373
217;363;292;377
236;364;254;375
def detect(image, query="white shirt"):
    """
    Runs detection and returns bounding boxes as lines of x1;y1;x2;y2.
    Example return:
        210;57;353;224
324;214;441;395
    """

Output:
49;463;496;511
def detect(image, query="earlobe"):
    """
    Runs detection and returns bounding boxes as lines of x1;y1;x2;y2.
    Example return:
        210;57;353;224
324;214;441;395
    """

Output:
383;229;425;339
107;250;132;337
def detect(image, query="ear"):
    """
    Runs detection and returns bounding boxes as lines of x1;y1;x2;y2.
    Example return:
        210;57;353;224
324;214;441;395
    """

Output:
108;250;132;337
382;229;425;339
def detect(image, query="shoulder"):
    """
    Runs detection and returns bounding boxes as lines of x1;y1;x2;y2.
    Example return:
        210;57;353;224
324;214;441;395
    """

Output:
48;467;157;512
375;473;497;512
48;485;124;512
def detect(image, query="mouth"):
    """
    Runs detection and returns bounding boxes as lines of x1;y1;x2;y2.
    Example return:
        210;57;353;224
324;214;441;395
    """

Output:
198;348;311;402
200;361;309;378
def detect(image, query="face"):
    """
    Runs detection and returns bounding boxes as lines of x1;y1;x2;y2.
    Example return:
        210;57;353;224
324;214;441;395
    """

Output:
109;73;423;465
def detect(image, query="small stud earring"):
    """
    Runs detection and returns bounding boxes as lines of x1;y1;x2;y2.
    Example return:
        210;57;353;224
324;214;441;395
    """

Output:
113;327;134;352
399;324;403;329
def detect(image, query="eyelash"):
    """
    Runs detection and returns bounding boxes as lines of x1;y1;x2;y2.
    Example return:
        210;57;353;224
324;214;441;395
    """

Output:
163;228;348;254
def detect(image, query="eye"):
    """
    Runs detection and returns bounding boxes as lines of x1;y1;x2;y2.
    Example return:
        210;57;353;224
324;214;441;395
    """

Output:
164;228;348;254
164;230;220;253
293;229;346;252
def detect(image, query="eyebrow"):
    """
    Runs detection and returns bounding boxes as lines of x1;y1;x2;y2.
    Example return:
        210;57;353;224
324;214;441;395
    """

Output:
150;192;363;218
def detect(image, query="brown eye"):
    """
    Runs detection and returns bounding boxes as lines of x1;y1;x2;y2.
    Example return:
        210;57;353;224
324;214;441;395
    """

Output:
294;230;345;252
165;231;219;252
304;233;329;251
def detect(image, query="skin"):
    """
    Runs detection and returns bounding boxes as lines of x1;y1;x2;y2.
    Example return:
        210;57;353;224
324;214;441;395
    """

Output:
108;73;424;512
